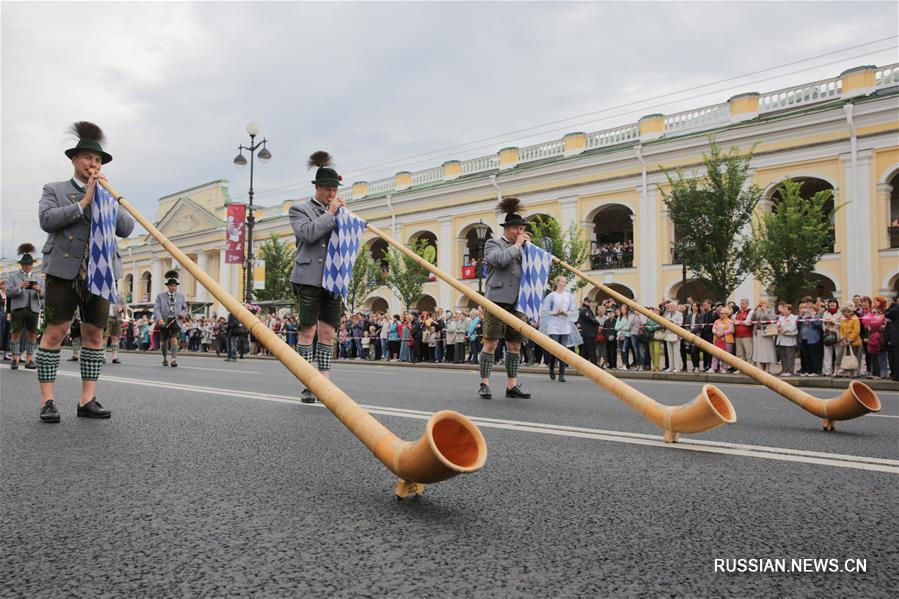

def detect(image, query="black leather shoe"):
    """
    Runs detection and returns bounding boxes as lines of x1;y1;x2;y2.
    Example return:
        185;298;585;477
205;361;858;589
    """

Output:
40;400;60;423
162;359;168;367
505;385;531;399
549;367;556;380
300;388;317;404
112;359;121;364
68;356;79;361
479;383;492;400
10;362;18;370
25;361;37;370
558;374;566;382
77;398;111;419
170;362;177;368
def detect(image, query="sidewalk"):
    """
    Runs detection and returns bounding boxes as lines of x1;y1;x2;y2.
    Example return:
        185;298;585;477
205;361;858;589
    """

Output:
118;349;899;392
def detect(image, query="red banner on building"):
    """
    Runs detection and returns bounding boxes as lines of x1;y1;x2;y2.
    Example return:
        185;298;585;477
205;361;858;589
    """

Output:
225;203;246;264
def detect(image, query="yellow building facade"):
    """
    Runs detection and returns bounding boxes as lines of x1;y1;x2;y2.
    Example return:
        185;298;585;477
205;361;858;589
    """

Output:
7;63;898;315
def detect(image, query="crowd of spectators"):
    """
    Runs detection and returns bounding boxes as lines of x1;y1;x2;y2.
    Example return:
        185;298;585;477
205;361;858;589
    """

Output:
578;294;898;381
590;241;634;270
5;287;895;382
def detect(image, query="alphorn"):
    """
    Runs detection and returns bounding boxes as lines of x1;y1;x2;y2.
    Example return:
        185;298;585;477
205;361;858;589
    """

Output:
365;223;735;443
554;258;881;430
99;179;487;499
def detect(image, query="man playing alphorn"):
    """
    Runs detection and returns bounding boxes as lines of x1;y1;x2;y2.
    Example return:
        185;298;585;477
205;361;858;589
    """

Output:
289;151;345;403
478;197;532;400
34;122;134;422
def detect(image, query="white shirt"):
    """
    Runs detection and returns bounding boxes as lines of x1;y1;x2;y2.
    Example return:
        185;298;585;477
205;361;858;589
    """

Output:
545;291;573;335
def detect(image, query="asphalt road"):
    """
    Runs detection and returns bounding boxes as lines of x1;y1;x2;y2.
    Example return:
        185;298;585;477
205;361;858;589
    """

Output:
2;352;897;598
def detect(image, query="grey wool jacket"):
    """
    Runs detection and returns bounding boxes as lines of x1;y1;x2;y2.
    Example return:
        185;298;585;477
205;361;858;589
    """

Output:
484;236;523;304
289;199;337;287
6;270;44;312
38;179;134;281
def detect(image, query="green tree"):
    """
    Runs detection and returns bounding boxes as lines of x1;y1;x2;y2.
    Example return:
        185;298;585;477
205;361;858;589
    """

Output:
384;238;431;310
527;216;592;292
661;137;762;302
254;233;295;302
754;178;839;303
346;245;381;314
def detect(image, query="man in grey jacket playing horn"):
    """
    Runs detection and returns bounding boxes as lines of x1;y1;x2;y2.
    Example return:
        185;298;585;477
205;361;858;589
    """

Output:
478;197;532;401
34;121;134;423
288;151;345;403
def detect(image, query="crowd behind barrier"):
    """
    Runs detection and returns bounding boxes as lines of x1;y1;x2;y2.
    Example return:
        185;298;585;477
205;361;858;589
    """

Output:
2;283;896;382
590;241;634;270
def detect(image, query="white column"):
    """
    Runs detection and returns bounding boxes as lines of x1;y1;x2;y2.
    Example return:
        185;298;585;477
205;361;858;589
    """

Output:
438;217;453;310
638;184;659;303
559;195;578;230
218;250;230;310
195;252;209;302
150;259;162;298
842;150;874;296
877;182;893;250
732;174;757;302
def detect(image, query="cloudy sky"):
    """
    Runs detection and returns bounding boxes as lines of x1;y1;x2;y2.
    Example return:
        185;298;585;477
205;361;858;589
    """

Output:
2;1;896;258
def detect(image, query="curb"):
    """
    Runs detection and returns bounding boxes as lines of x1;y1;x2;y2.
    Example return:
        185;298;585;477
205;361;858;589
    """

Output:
116;349;899;392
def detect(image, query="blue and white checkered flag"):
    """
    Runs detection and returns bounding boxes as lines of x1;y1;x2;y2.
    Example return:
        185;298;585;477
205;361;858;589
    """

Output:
322;208;367;302
516;242;552;322
87;183;119;303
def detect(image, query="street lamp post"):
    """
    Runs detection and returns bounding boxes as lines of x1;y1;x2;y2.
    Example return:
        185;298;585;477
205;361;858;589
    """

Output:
233;122;272;303
474;219;489;295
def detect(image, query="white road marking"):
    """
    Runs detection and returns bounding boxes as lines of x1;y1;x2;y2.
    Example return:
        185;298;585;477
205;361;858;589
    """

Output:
11;367;895;474
172;365;260;373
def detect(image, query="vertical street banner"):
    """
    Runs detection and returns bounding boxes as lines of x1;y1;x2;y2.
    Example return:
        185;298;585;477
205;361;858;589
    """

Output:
225;203;246;264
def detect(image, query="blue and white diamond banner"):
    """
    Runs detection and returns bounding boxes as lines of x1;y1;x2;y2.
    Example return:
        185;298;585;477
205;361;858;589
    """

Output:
516;242;552;322
87;183;119;303
322;208;367;302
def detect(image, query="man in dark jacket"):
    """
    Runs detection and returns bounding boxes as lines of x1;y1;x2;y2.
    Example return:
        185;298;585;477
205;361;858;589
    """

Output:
700;299;717;370
886;296;899;381
577;298;600;365
603;309;618;368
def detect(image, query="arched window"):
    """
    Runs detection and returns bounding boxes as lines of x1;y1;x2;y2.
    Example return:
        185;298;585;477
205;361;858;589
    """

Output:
590;205;634;269
415;294;437;313
409;231;438;264
590;283;635;304
668;278;715;304
769;177;836;253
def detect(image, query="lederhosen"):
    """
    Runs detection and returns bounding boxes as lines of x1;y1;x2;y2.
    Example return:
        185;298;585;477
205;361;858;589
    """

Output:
44;180;109;329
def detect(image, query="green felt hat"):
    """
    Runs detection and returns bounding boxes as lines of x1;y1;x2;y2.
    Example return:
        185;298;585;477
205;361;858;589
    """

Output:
311;167;342;187
64;122;113;164
308;151;342;187
17;243;35;265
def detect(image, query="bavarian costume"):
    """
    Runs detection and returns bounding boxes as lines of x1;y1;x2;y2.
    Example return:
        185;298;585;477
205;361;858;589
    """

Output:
288;151;344;403
478;198;531;400
152;271;188;367
34;121;134;422
7;245;43;369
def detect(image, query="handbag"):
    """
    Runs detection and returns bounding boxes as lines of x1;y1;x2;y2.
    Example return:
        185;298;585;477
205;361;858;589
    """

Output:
823;332;838;346
840;353;859;371
664;331;679;343
762;324;779;337
653;330;666;341
595;331;605;343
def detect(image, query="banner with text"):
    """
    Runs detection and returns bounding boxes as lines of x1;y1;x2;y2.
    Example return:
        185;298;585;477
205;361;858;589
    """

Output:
225;203;246;264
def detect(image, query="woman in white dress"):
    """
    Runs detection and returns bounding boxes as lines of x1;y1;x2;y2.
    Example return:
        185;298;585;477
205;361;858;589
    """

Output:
539;275;578;382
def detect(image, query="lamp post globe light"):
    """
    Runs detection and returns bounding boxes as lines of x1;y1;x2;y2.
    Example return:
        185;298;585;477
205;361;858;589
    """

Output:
232;123;272;303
